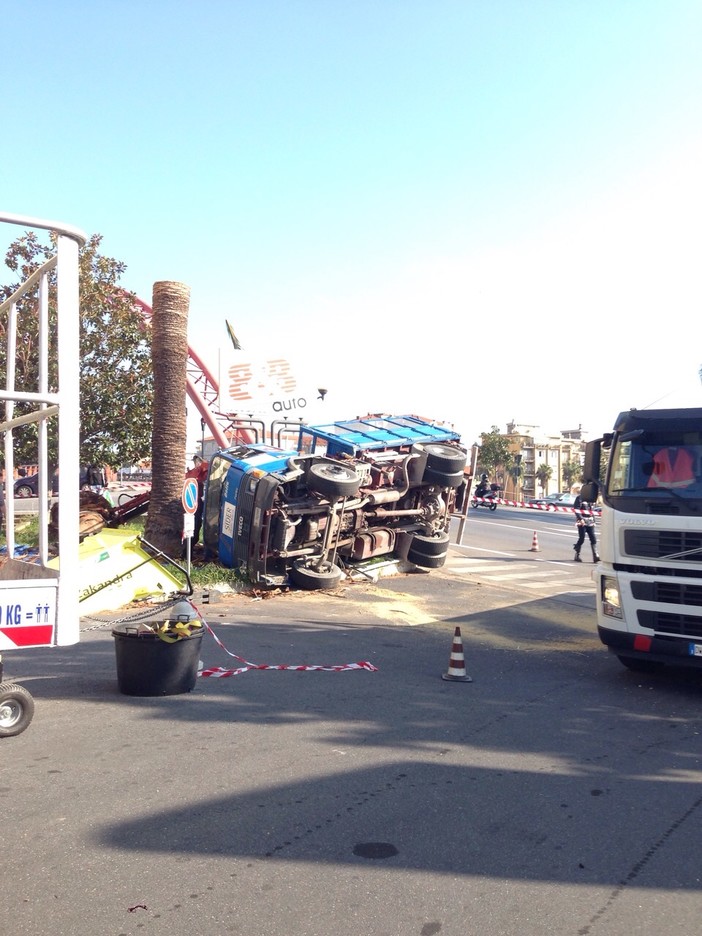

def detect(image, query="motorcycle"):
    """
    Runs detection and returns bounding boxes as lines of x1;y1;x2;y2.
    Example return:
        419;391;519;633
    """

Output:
471;484;499;511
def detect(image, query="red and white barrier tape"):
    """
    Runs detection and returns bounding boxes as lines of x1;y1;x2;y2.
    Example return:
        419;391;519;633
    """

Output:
471;496;597;515
193;610;378;678
108;481;151;490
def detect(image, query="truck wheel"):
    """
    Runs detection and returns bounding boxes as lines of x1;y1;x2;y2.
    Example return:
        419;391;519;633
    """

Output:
409;532;450;556
423;467;465;489
423;443;467;474
407;550;447;570
407;532;449;568
289;558;344;590
0;683;35;737
307;462;361;500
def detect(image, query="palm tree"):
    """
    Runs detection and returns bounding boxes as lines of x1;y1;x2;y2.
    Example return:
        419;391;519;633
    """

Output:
144;281;191;557
535;463;553;496
562;458;583;493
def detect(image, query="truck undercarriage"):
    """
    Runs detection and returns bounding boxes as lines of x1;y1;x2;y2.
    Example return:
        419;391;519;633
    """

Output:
203;417;467;589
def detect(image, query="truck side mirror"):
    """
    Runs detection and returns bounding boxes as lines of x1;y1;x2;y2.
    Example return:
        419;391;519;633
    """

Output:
583;439;601;485
580;481;599;502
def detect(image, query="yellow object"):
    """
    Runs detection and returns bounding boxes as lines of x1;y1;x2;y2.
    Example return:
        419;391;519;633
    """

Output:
154;619;203;643
48;528;184;615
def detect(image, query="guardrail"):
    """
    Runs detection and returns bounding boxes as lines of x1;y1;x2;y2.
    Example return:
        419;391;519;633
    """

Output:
0;212;86;648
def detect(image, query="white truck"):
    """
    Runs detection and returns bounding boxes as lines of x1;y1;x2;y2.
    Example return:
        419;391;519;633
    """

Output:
582;406;702;672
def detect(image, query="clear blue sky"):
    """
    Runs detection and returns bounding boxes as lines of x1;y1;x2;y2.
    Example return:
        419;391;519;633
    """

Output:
3;0;702;446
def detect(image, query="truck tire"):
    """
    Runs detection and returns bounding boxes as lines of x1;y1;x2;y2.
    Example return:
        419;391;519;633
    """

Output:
307;462;361;500
423;443;467;474
0;683;35;737
423;467;465;489
407;532;449;568
289;558;344;590
408;532;450;556
407;550;447;570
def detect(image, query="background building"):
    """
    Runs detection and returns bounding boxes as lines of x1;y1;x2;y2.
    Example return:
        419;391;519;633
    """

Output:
502;422;587;501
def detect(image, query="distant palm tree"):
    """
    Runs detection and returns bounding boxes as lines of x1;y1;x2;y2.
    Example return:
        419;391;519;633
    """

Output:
535;463;553;496
562;458;583;492
144;281;191;557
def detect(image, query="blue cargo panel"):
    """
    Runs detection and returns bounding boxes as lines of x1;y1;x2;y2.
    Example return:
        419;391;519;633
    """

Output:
299;414;460;456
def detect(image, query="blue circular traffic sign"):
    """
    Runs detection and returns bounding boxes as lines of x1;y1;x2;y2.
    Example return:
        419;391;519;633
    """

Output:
182;478;199;514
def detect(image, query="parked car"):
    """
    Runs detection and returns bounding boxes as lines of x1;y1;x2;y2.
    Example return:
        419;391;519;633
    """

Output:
14;472;59;497
529;492;578;508
14;473;40;497
529;492;600;514
12;465;101;498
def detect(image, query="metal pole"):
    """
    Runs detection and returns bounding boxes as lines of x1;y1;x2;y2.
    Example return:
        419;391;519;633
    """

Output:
457;444;480;545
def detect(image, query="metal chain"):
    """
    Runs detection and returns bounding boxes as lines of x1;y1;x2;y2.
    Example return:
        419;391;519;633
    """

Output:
79;594;186;632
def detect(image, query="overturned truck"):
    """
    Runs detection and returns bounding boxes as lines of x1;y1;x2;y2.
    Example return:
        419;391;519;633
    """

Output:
202;415;468;589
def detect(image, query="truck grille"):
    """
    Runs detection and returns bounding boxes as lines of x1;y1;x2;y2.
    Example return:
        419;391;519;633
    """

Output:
233;484;256;565
638;610;702;640
624;529;702;561
631;581;702;606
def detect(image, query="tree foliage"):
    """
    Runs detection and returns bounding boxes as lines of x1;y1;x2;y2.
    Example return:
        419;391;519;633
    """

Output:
1;231;153;469
561;458;583;491
536;463;553;492
477;425;513;480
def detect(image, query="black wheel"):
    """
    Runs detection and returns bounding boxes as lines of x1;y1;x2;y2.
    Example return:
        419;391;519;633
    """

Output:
423;467;465;489
489;501;497;511
307;462;361;500
423;443;467;474
289;558;344;590
616;655;663;673
409;532;450;556
0;683;35;737
471;499;479;509
15;483;34;498
407;550;447;569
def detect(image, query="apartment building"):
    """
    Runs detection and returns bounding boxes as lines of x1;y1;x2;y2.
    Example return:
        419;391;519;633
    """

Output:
502;422;587;501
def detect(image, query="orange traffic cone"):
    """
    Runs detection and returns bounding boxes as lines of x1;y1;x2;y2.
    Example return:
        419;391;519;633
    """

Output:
529;531;540;552
441;626;473;682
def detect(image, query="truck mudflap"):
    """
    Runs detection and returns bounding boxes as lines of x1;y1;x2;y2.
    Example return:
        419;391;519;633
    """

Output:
598;624;702;669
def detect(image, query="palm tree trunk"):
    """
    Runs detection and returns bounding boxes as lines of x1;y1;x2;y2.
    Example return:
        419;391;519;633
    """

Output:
144;281;190;557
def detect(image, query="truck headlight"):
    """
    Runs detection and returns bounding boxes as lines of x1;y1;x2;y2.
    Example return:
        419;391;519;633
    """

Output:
602;576;623;619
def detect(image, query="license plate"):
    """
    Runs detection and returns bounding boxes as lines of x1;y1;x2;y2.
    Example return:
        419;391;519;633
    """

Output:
689;643;702;657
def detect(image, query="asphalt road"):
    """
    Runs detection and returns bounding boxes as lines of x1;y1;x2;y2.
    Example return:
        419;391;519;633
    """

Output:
2;546;702;936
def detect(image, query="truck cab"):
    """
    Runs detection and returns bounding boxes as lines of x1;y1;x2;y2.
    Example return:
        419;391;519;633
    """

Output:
584;407;702;671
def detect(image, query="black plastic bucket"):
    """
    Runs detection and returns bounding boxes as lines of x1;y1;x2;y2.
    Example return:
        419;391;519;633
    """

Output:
112;623;204;696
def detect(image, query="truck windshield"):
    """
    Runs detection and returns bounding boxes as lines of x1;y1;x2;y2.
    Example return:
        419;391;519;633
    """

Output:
202;454;231;558
608;433;702;497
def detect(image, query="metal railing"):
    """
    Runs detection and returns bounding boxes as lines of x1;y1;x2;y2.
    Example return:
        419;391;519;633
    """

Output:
0;212;86;647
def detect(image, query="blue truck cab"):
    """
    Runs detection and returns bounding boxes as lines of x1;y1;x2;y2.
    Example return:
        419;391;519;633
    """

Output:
202;415;467;590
